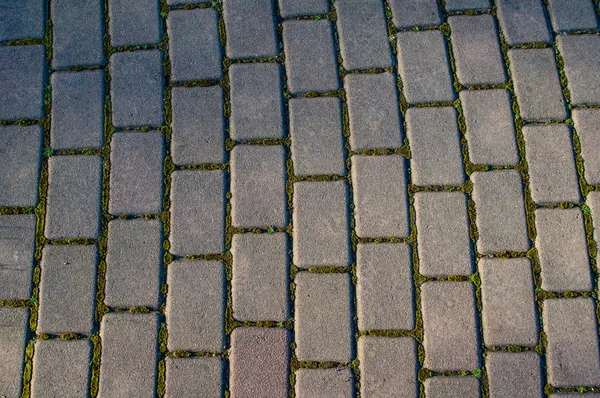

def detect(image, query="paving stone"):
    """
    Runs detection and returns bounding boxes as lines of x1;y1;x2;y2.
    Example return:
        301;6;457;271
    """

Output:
295;272;352;362
105;219;163;308
588;191;600;245
479;258;538;347
38;245;97;334
445;0;490;11
110;50;164;128
396;31;455;104
31;340;92;398
459;89;519;166
421;281;479;371
574;109;600;184
51;70;104;150
345;73;403;151
293;181;349;268
424;376;480;398
166;260;225;352
232;233;289;322
471;170;530;254
336;0;392;70
544;298;600;387
509;49;566;121
0;307;28;398
52;0;105;68
231;145;287;228
351;155;409;238
0;125;43;207
449;15;505;86
45;155;102;239
165;357;223;398
357;243;414;330
523;124;580;204
405;107;464;186
278;0;329;18
496;0;551;46
229;63;283;140
98;312;159;398
230;327;290;398
0;0;46;41
167;9;222;82
223;0;278;59
0;45;46;120
171;86;224;165
548;0;598;32
282;20;339;94
289;97;346;176
557;35;600;106
295;368;354;398
415;192;472;277
535;208;592;292
486;352;542;398
109;131;165;215
109;0;162;47
359;336;416;398
170;170;225;255
0;215;36;301
389;0;441;29
551;395;600;398
167;0;205;5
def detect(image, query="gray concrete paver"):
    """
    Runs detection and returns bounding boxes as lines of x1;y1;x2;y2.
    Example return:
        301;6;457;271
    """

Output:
278;0;328;18
496;0;551;45
0;215;36;301
109;0;162;47
424;376;480;398
0;307;28;398
557;34;600;106
0;0;46;41
573;109;600;185
295;368;354;398
165;357;223;398
223;0;278;59
486;352;543;398
389;0;441;29
548;0;598;33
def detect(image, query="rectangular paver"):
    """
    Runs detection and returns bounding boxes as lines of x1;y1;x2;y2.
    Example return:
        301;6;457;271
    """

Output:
51;70;104;150
166;260;225;352
424;376;480;398
45;155;103;239
0;125;42;207
170;170;225;255
589;191;600;245
496;0;551;45
230;328;289;398
109;131;165;215
523;124;580;204
574;109;600;184
406;107;464;186
167;9;223;82
479;258;538;347
509;49;567;121
0;307;28;398
106;219;163;308
171;86;225;165
38;245;97;334
557;35;600;106
471;170;530;254
52;0;105;68
165;357;223;398
358;337;417;398
544;298;600;388
293;181;349;268
296;368;353;397
415;192;472;277
486;352;542;398
229;63;283;140
278;0;329;18
336;0;392;70
389;0;441;29
31;340;92;398
110;50;164;128
345;73;403;151
351;155;409;238
397;31;455;104
295;272;352;362
98;312;159;398
283;20;339;94
109;0;162;47
232;233;289;322
223;0;278;59
460;89;518;166
231;145;287;228
445;0;490;11
421;281;480;371
449;15;505;86
535;208;592;292
0;0;46;41
357;243;414;330
0;215;36;301
289;97;346;176
548;0;598;32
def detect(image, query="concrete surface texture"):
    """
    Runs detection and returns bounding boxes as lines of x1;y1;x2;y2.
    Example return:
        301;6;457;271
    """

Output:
1;0;600;397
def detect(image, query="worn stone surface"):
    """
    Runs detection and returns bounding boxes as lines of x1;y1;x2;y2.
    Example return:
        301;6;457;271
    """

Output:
445;0;490;11
295;368;354;398
496;0;551;45
0;215;36;301
573;109;600;184
0;307;28;398
0;0;46;41
548;0;598;32
109;0;162;47
389;0;441;28
223;0;278;59
424;376;480;398
165;357;223;398
557;35;600;106
278;0;329;18
486;352;542;398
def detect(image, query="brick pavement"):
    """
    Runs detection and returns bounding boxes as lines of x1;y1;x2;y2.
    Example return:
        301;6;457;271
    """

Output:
1;0;600;397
